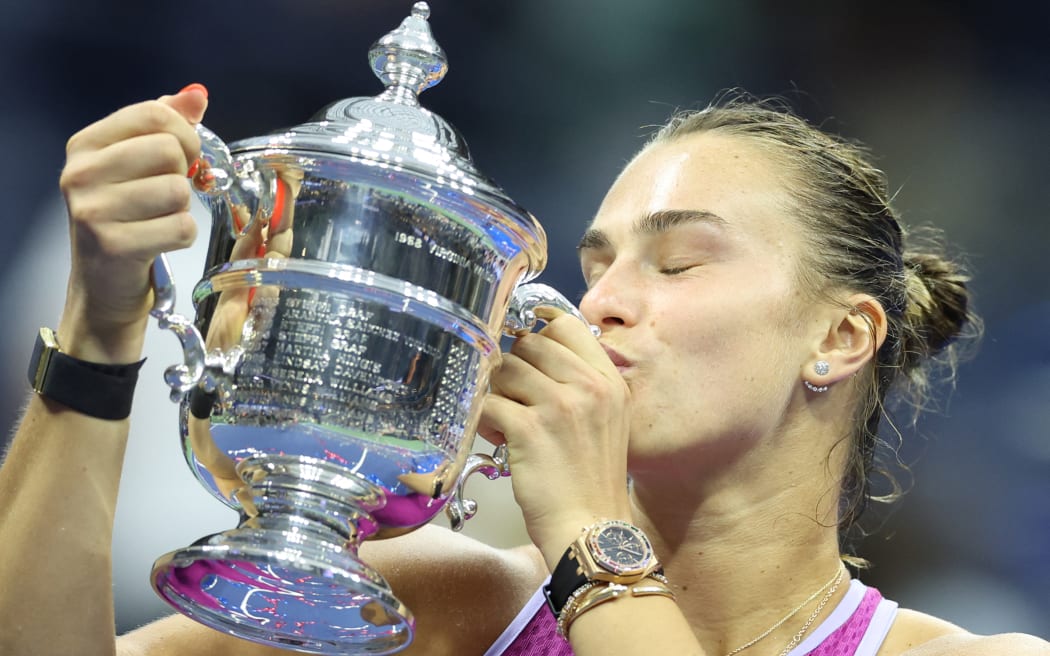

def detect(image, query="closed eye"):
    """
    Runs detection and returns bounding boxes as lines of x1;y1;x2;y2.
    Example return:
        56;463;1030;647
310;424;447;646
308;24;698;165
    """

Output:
659;265;697;275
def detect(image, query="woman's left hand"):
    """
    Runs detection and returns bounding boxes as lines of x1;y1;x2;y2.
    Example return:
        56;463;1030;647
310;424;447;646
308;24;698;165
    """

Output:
476;311;633;570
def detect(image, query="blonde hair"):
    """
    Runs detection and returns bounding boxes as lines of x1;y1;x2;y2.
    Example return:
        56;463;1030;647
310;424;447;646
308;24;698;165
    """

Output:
647;91;981;547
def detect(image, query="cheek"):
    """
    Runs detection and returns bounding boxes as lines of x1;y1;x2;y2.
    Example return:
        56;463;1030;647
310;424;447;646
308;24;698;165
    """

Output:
653;277;804;384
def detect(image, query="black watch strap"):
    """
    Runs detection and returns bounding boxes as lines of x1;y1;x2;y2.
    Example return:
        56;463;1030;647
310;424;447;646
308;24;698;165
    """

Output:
543;545;666;617
543;547;588;616
28;327;145;420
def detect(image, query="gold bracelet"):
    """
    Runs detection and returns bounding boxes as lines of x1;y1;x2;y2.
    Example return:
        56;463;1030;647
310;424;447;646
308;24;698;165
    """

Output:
558;582;629;638
629;579;675;600
555;581;603;637
557;575;677;639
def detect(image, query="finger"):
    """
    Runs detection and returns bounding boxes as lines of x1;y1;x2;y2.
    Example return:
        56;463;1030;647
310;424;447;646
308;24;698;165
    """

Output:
64;132;198;189
489;352;558;405
474;418;507;448
476;395;524;449
68;174;192;227
531;305;566;323
158;83;209;124
509;326;616;384
67;99;202;166
537;313;613;372
75;211;198;260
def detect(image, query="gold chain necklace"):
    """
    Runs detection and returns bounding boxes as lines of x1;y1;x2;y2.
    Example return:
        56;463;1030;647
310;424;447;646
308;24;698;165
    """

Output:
724;566;846;656
776;568;846;656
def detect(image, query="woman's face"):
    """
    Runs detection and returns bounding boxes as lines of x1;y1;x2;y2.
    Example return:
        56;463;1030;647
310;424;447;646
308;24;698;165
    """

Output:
579;132;824;466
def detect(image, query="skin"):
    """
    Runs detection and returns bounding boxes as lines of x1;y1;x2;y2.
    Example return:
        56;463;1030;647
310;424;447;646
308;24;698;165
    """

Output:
484;131;882;653
0;88;1045;656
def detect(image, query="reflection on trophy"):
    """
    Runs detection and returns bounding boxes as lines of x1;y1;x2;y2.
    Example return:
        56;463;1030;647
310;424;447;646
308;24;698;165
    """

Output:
146;3;589;654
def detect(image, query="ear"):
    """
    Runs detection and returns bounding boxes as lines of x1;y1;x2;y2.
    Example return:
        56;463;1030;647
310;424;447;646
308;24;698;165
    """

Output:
804;294;888;389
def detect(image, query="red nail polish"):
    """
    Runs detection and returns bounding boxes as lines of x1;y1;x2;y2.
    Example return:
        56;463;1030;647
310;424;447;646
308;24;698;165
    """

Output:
178;83;209;98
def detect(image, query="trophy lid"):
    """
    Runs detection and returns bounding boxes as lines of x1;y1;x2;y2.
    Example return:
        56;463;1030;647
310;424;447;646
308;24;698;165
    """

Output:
231;2;534;236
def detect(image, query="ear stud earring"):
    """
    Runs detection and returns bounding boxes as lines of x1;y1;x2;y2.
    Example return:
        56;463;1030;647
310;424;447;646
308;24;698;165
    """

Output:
804;360;830;393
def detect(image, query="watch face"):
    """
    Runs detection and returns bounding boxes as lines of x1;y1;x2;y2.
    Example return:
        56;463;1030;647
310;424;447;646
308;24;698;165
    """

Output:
587;521;654;575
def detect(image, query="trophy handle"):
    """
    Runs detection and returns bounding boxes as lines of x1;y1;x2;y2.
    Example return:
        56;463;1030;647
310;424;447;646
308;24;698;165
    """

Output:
445;283;599;530
150;123;276;401
150;253;207;401
444;444;510;531
502;282;600;338
189;123;276;238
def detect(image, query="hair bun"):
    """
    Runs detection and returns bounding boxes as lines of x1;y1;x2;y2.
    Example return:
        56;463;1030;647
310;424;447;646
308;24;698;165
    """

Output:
901;250;972;361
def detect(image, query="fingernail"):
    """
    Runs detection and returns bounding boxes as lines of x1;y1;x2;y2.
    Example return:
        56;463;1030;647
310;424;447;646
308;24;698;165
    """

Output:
178;83;209;98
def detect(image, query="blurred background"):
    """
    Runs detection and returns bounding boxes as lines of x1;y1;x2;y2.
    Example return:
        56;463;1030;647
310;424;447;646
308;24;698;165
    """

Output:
0;0;1046;639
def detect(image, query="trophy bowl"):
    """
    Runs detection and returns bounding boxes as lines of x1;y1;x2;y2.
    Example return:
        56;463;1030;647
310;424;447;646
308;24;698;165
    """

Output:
147;4;590;653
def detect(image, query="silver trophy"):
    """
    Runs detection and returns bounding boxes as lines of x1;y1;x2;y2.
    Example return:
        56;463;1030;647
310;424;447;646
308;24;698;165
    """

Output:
147;4;590;654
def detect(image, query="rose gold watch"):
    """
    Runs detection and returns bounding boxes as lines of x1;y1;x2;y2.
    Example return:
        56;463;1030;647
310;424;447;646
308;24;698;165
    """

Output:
543;519;662;616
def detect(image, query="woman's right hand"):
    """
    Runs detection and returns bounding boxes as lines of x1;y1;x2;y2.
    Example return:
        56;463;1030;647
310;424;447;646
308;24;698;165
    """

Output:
56;85;208;363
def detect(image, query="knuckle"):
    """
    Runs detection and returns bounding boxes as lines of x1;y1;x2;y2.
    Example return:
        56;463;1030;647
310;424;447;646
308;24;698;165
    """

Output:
58;169;76;197
509;332;537;354
514;412;543;437
496;351;523;370
550;394;578;415
157;133;190;171
171;212;198;248
140;100;175;132
64;130;85;156
577;375;605;397
162;173;191;208
58;156;94;193
577;372;626;406
67;195;107;227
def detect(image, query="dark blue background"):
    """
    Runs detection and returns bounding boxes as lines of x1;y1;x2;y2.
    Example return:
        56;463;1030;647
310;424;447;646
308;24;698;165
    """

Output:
1;0;1046;636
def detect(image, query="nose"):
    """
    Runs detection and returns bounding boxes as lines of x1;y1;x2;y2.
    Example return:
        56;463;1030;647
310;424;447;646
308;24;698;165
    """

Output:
579;262;640;330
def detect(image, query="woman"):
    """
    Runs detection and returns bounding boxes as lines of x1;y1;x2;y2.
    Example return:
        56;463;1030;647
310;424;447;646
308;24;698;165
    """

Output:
0;84;1045;656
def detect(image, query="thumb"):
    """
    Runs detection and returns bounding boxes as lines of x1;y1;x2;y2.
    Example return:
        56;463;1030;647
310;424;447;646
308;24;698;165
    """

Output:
159;82;209;124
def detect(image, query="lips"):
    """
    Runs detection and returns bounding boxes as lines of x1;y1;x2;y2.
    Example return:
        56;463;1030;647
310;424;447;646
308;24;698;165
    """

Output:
601;344;632;372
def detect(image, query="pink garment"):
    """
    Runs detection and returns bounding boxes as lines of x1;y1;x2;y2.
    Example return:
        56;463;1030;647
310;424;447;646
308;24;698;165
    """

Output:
494;601;571;656
796;585;885;656
484;579;898;656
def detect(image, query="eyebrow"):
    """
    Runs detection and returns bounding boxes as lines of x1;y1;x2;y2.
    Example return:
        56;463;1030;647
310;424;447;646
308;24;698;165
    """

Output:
576;209;729;251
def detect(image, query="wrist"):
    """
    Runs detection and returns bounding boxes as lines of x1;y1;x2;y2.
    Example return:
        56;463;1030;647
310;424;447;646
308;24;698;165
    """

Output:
542;518;667;639
57;303;149;365
556;573;675;639
538;518;605;573
537;512;635;573
28;327;146;420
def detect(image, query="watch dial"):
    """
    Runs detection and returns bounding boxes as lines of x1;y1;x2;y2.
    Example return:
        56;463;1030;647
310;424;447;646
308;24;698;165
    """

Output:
589;521;653;574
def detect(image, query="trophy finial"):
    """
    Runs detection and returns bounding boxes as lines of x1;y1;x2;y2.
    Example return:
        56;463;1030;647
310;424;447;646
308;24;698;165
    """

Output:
369;2;448;103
